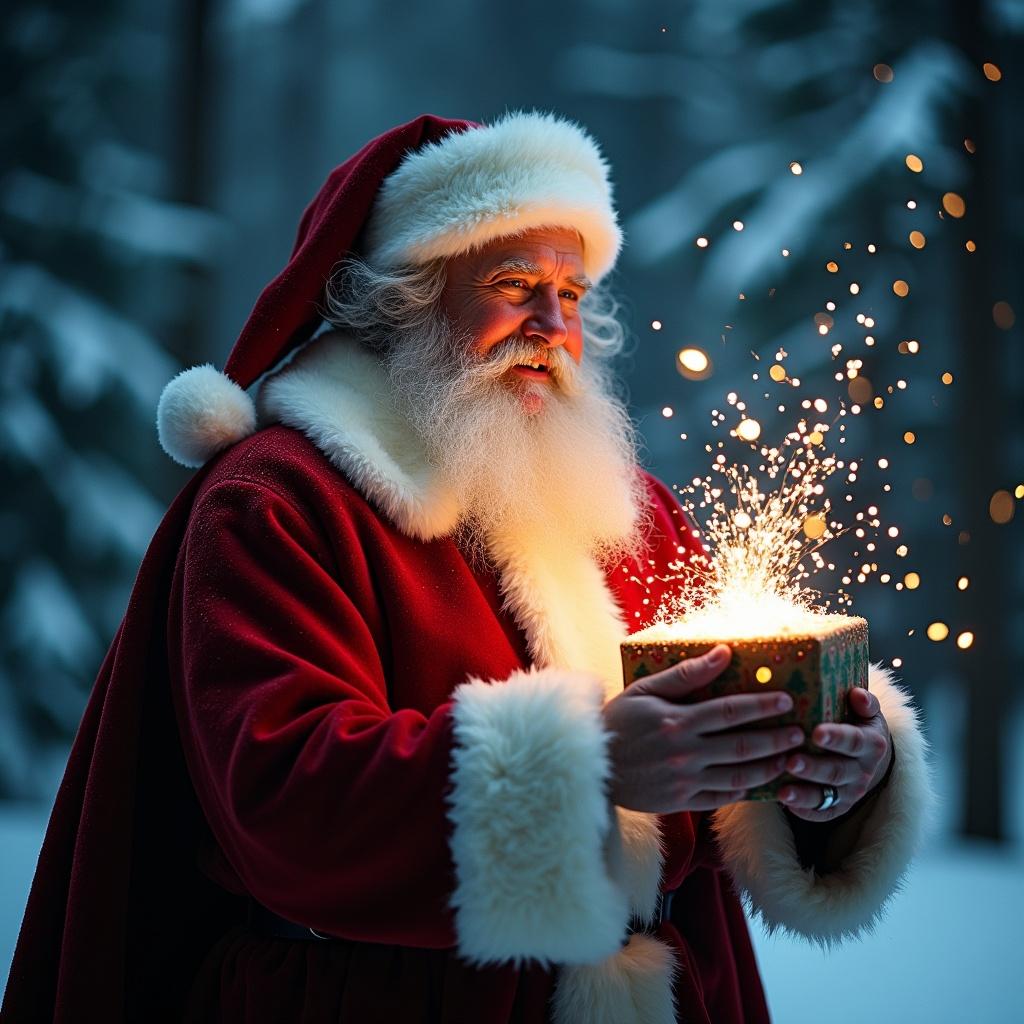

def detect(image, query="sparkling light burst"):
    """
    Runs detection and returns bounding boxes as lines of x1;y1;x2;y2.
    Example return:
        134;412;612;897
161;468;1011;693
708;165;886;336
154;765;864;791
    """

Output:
654;430;873;641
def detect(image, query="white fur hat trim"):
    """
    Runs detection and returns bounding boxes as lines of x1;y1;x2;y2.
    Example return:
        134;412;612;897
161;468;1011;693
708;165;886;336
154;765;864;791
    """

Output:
156;364;257;468
364;111;623;282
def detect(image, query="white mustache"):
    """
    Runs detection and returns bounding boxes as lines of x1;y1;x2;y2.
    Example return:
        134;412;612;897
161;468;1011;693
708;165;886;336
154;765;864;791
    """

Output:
479;338;579;390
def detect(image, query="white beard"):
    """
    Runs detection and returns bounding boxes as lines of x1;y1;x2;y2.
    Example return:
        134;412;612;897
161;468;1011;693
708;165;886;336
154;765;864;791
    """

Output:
383;316;645;565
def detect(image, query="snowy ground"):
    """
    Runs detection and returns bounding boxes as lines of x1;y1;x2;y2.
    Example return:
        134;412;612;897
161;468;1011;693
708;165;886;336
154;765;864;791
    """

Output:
3;683;1023;1019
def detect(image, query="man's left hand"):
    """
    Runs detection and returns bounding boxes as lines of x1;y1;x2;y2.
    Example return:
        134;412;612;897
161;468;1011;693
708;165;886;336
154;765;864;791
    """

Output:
778;686;893;822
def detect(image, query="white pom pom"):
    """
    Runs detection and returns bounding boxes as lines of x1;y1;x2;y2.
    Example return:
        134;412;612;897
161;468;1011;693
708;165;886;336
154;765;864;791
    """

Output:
156;364;257;468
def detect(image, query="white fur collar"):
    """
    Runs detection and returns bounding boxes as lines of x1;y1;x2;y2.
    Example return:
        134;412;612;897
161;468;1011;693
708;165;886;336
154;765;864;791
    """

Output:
258;332;462;542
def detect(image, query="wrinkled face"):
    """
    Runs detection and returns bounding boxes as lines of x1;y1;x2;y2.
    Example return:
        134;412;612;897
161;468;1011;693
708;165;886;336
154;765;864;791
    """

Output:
438;227;591;405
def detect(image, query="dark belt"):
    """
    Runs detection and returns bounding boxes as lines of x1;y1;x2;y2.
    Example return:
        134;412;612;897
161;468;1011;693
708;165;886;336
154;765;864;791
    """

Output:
248;889;678;945
247;899;338;941
626;888;676;942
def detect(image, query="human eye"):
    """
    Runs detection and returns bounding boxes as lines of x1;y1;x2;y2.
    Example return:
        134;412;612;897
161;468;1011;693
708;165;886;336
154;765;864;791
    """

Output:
499;278;529;290
559;288;580;302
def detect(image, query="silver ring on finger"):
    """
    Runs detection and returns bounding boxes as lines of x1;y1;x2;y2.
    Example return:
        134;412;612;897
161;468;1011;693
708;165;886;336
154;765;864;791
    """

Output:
815;784;840;812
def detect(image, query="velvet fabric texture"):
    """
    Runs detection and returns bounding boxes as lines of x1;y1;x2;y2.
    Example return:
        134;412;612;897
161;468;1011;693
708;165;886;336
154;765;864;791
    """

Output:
3;425;769;1023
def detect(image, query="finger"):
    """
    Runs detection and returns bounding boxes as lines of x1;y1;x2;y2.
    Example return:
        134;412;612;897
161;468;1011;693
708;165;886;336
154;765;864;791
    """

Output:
848;685;881;720
630;644;732;701
686;689;794;735
681;789;750;811
784;752;865;787
700;725;805;766
699;754;790;792
777;782;849;817
811;722;888;762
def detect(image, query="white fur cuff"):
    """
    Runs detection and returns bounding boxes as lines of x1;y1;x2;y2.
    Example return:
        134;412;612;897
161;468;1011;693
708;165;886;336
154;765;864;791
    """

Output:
447;667;628;966
711;664;936;946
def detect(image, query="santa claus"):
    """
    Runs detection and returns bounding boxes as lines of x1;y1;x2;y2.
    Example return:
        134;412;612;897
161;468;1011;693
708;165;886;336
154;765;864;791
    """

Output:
4;112;933;1024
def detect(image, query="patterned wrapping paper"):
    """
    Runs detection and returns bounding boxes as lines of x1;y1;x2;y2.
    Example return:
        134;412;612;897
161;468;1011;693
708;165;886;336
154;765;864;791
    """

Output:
620;618;870;800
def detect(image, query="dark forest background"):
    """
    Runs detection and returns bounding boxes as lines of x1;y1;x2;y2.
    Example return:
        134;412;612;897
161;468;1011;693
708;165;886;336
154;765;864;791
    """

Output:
2;0;1021;845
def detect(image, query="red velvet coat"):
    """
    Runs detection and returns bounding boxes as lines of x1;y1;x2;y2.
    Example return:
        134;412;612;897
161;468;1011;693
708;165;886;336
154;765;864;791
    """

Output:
163;423;768;1023
4;334;932;1024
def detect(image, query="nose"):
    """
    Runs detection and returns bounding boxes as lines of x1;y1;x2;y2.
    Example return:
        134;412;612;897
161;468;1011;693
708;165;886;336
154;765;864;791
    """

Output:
521;285;568;349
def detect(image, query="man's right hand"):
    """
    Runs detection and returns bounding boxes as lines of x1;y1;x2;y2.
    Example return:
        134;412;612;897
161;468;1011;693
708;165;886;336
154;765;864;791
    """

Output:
601;644;805;813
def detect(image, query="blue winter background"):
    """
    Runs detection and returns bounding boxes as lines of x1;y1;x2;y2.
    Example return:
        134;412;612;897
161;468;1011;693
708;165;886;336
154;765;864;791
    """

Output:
2;1;1022;1019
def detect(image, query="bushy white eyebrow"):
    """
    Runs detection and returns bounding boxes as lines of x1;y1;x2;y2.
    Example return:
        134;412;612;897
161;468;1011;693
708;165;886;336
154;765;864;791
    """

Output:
487;257;592;292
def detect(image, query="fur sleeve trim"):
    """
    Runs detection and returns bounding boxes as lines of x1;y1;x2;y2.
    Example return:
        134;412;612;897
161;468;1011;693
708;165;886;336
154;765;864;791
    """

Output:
447;666;628;966
711;664;936;946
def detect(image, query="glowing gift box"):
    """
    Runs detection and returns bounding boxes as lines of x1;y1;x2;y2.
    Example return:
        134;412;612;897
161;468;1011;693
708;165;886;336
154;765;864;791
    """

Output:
619;616;869;801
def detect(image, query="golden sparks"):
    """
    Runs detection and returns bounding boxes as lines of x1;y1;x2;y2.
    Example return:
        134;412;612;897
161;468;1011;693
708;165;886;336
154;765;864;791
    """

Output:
696;236;709;248
663;441;858;635
677;347;712;379
736;418;762;443
808;430;824;445
904;431;917;444
990;490;1015;524
905;154;924;173
849;377;873;404
826;260;840;273
755;666;773;683
789;161;803;175
662;406;674;418
957;631;975;650
733;220;744;231
651;319;663;330
1016;485;1024;500
893;279;910;297
909;230;926;249
802;515;827;541
927;622;949;642
873;63;894;83
982;62;1002;82
942;192;966;218
941;371;954;385
964;138;977;153
769;363;787;382
904;572;921;589
993;301;1016;330
965;240;977;252
957;576;970;591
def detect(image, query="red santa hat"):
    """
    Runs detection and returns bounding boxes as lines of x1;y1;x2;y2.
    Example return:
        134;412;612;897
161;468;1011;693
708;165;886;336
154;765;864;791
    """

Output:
157;110;624;468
